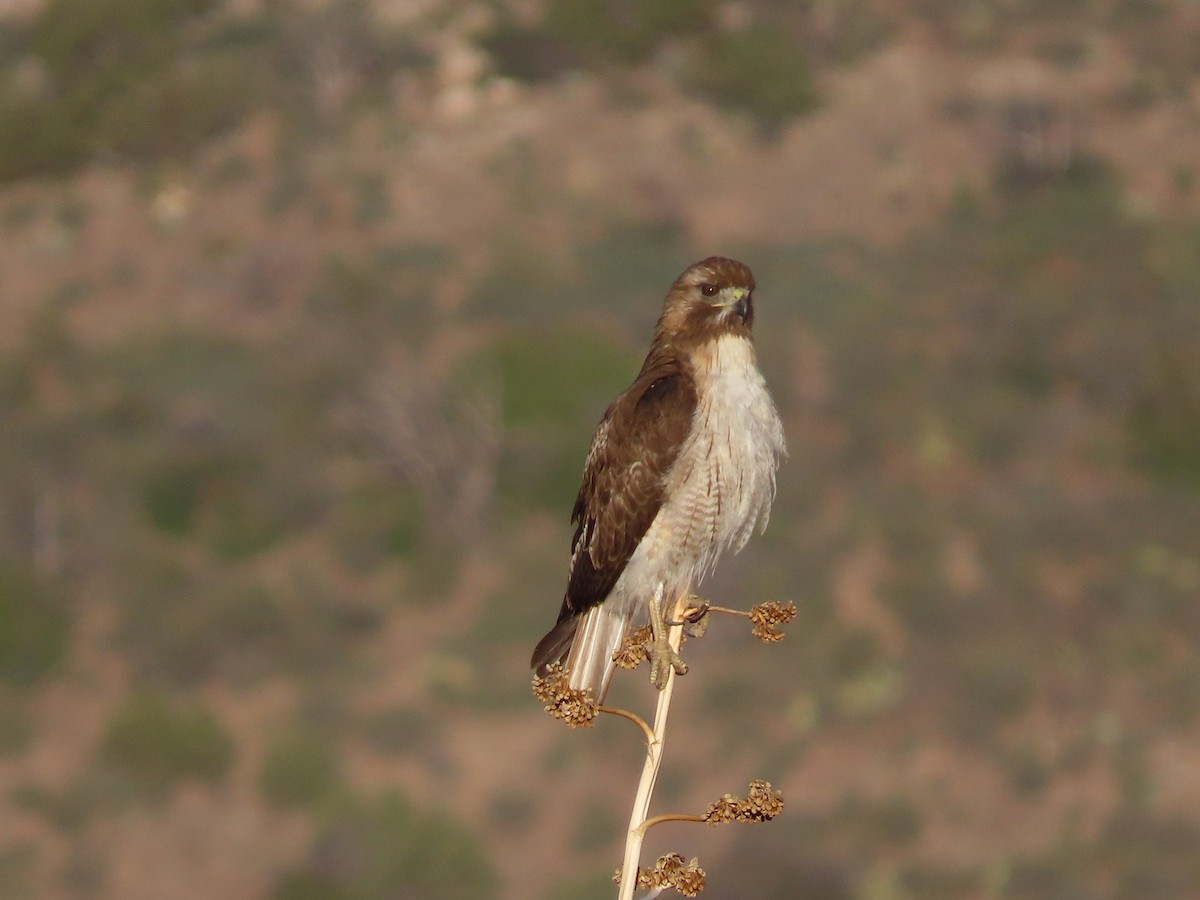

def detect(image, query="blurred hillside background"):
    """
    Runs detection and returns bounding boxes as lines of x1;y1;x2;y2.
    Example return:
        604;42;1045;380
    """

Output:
1;0;1199;898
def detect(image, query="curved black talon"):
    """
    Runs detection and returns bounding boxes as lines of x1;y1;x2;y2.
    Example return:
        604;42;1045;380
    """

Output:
677;600;710;625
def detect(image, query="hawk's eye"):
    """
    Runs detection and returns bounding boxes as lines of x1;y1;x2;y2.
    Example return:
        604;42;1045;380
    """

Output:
700;283;719;297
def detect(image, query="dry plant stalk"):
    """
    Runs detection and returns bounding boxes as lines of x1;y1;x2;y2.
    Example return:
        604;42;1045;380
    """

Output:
616;589;688;900
533;595;794;897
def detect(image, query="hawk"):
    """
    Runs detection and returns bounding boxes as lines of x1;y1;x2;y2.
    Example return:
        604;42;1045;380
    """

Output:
531;257;787;700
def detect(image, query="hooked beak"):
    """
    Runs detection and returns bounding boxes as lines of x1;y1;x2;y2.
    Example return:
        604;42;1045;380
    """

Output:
720;287;751;322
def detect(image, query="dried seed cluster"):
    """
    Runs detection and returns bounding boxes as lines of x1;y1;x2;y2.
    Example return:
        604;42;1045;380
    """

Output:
748;600;797;642
612;625;652;669
703;780;784;824
536;601;794;891
531;663;597;727
616;853;707;897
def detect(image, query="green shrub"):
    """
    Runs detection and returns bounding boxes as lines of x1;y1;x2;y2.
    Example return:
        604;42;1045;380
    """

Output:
142;453;292;554
828;628;883;681
479;20;572;83
0;704;34;756
273;792;498;900
121;574;288;686
486;328;636;429
89;54;254;164
0;843;35;898
331;483;423;572
143;458;222;535
30;0;218;71
353;172;391;228
963;654;1035;723
0;0;250;182
258;731;341;809
1005;808;1200;898
474;326;637;513
306;251;423;335
204;485;291;560
100;690;235;793
879;526;957;638
688;25;818;135
575;219;687;324
480;0;711;79
1129;351;1200;487
1006;745;1051;797
0;98;82;182
0;566;68;687
118;556;385;686
466;241;571;324
570;798;623;852
545;0;710;66
994;145;1112;195
844;793;923;847
810;0;895;64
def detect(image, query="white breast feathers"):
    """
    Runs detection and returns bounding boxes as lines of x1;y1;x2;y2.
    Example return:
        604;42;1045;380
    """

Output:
622;334;786;602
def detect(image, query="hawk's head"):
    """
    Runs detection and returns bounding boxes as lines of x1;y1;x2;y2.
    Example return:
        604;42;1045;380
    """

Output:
658;257;757;348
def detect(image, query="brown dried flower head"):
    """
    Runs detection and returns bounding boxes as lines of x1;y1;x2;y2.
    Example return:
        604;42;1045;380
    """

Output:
742;779;785;821
703;779;784;824
615;853;707;897
702;795;740;824
612;625;652;669
748;600;797;642
672;859;706;897
531;662;597;727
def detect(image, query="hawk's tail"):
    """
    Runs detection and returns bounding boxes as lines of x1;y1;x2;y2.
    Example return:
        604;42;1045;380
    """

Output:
531;605;632;704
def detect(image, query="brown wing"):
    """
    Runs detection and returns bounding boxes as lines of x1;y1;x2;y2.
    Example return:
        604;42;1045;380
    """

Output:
531;358;697;669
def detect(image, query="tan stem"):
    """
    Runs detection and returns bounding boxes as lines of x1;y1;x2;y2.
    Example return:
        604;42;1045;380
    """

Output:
636;812;706;835
616;587;689;900
598;705;655;746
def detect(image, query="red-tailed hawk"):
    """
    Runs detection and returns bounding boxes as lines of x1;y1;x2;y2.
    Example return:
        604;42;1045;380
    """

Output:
531;257;787;700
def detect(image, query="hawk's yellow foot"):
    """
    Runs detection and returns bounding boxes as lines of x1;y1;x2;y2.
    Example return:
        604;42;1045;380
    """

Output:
649;591;689;690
